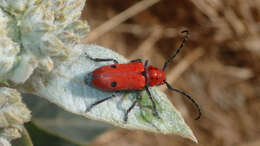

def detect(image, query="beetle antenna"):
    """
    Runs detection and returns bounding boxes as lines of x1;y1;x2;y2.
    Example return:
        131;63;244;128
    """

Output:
164;81;201;120
162;30;189;71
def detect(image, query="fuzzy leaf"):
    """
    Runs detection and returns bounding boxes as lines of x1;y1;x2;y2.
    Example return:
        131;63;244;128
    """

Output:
12;128;33;146
23;93;113;144
0;0;89;84
21;44;197;142
0;87;31;144
0;137;11;146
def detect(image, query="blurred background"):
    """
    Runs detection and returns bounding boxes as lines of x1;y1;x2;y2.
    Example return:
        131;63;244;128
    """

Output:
81;0;260;146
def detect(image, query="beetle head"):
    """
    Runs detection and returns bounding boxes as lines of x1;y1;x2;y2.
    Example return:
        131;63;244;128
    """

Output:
147;66;165;86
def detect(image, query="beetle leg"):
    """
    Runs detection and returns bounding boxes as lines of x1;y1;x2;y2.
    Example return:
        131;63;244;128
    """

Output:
85;53;119;64
130;59;142;63
124;91;141;122
144;60;149;67
143;60;159;118
145;86;160;118
86;92;118;112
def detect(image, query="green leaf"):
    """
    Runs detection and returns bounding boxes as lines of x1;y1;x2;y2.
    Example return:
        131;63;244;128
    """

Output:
23;93;113;144
24;121;79;146
21;44;197;142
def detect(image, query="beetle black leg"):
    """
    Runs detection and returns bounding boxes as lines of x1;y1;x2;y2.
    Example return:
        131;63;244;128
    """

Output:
85;53;119;64
130;59;142;63
86;92;118;112
144;60;149;68
145;86;159;118
124;91;141;122
143;60;159;118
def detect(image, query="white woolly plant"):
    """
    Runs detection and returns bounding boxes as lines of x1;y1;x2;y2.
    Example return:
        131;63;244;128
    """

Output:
0;88;31;146
0;0;198;145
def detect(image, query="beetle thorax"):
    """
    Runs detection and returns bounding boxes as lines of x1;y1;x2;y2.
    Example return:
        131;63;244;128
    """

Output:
146;65;165;86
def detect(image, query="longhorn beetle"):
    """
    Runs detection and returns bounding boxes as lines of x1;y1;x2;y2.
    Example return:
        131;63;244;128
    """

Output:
85;30;201;122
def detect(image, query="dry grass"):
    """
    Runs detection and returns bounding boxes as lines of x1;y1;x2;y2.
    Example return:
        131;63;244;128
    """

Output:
81;0;260;146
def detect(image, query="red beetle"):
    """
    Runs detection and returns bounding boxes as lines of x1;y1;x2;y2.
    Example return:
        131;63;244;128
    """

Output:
85;30;201;122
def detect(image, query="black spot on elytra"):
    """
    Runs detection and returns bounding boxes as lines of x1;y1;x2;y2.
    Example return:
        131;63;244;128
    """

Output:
141;71;146;76
110;81;117;87
111;65;116;68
